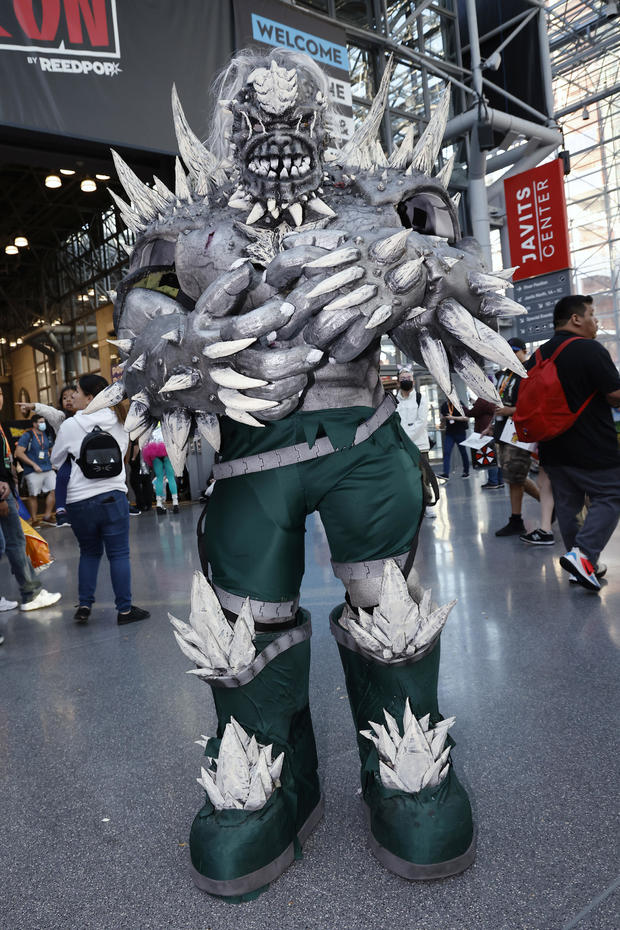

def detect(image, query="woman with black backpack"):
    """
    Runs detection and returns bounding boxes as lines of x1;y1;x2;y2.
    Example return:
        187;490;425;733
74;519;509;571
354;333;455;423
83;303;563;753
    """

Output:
51;373;150;627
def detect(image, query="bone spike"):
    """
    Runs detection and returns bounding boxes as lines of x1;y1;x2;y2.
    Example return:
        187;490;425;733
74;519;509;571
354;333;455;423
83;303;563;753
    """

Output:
224;408;266;428
125;401;149;435
418;330;453;395
198;767;227;809
365;305;393;329
195;411;221;451
152;175;175;203
304;247;361;271
373;139;389;168
174;157;192;202
173;630;214;669
480;294;527;318
209;368;267;389
159;369;201;393
369;229;410;264
107;338;134;354
467;271;511;295
84;380;127;413
288;203;303;226
305;266;365;300
203;337;257;359
216;722;250;802
306;196;336;218
108;189;144;232
342;56;394;167
449;346;502;405
409;85;451;175
217;388;278;412
385;258;425;294
228;615;256;671
494;266;519;281
323;284;378;313
246;202;266;225
435;153;456;188
138;421;155;450
171;84;222;193
161;328;182;344
452;192;461;209
437;298;527;376
129;352;146;372
111;149;159;220
161;409;193;476
388;124;416;169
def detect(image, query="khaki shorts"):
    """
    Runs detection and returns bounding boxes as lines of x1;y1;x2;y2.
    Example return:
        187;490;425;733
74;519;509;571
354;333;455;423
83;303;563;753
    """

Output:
24;470;56;496
497;442;531;485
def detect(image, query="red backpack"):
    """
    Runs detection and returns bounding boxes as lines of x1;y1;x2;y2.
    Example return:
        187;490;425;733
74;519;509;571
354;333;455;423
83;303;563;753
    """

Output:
513;337;595;442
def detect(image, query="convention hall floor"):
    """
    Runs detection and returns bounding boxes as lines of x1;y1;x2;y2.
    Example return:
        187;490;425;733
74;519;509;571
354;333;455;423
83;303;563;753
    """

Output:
1;475;618;930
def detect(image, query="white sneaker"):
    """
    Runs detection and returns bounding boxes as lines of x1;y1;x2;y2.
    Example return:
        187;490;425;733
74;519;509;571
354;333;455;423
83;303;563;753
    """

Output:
0;596;18;611
20;589;62;611
559;548;600;591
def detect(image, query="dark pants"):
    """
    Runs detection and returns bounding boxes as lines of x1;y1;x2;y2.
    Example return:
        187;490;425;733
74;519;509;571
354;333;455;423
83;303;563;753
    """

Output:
442;433;469;476
0;492;41;604
545;463;620;563
66;490;132;612
129;457;153;511
55;458;71;510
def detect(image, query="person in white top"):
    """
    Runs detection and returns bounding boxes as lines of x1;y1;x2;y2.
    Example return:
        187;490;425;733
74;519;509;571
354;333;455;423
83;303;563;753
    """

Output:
396;368;430;454
51;373;150;627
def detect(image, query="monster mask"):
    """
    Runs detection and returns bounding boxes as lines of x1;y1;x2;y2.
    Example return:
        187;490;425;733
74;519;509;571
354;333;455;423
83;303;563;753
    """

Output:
226;57;334;227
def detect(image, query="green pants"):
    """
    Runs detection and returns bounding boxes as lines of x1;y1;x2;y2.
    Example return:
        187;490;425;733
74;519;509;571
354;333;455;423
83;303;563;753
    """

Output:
202;406;423;603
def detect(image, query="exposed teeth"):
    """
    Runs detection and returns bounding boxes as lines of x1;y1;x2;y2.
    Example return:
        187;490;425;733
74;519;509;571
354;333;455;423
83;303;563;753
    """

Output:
248;150;313;180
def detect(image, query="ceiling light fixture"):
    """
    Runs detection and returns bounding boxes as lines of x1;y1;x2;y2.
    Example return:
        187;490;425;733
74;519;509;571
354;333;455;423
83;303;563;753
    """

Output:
5;244;18;254
45;174;62;188
582;106;590;120
60;168;76;175
16;337;23;344
0;338;6;344
9;341;16;347
95;173;110;181
14;235;28;248
80;177;97;192
52;318;62;325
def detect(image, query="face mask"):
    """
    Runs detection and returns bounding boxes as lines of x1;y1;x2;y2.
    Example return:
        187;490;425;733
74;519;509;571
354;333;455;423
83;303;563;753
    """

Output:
399;380;413;392
36;422;46;431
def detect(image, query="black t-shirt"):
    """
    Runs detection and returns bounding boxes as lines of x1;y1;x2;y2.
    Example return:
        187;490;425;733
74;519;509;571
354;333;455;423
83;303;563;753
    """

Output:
525;331;620;470
440;401;467;437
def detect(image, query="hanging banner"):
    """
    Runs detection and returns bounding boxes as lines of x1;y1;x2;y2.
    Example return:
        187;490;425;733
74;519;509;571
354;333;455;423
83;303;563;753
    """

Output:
504;158;571;281
232;0;354;146
0;0;235;153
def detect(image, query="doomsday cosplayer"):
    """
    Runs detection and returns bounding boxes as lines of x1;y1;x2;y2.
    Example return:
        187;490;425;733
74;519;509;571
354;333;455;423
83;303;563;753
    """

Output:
92;48;527;898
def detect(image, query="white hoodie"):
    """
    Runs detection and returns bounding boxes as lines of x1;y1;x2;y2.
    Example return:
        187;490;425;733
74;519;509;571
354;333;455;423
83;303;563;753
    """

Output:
51;408;129;503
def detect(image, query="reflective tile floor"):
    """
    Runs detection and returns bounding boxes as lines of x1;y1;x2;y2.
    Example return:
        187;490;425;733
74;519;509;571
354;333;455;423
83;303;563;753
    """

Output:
1;475;618;930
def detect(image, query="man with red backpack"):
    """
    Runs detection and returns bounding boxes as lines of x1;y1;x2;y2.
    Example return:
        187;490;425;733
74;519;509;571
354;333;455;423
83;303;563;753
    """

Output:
518;295;620;590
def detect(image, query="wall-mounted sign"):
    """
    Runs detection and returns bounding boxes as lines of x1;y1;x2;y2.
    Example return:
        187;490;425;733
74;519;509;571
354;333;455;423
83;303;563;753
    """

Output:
233;0;354;145
514;268;571;342
0;1;236;153
504;158;571;281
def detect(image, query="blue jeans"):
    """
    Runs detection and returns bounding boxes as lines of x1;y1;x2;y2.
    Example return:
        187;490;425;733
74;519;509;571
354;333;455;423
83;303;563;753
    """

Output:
66;490;132;612
442;433;469;476
486;465;503;485
0;492;41;604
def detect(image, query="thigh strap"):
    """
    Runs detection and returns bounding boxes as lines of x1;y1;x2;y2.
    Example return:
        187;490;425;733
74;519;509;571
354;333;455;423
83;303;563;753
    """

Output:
212;395;396;480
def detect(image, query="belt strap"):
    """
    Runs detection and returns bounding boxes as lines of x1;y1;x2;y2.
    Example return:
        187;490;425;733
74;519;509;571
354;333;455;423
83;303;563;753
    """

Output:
213;395;397;480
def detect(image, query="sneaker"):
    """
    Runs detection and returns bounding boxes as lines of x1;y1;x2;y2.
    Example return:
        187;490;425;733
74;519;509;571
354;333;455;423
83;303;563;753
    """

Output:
560;548;601;591
481;482;499;489
437;473;449;481
117;605;150;625
173;504;179;514
21;589;62;611
495;516;526;537
74;606;91;625
461;472;470;479
519;528;555;546
570;562;607;582
0;596;18;611
34;560;55;574
496;482;505;488
129;505;141;516
55;511;71;527
156;505;167;515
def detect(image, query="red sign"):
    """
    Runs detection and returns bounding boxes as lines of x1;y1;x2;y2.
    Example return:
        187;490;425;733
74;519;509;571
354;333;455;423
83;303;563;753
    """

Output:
504;158;571;281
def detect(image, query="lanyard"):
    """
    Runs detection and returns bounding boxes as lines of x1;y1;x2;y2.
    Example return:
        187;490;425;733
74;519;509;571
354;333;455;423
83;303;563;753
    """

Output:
0;423;12;468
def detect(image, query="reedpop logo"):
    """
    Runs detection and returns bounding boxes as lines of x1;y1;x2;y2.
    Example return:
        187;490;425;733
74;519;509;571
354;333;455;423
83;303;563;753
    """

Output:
0;0;122;77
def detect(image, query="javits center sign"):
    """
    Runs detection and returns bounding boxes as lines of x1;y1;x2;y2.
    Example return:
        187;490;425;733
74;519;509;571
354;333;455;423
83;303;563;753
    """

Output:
504;158;571;281
0;0;120;76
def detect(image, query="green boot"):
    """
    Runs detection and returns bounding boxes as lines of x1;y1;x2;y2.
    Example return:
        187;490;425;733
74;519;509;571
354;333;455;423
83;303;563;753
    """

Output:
331;584;475;879
180;605;322;899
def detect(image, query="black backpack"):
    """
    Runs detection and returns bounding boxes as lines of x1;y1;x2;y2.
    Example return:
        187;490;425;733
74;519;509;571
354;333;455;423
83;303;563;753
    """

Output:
73;425;123;479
